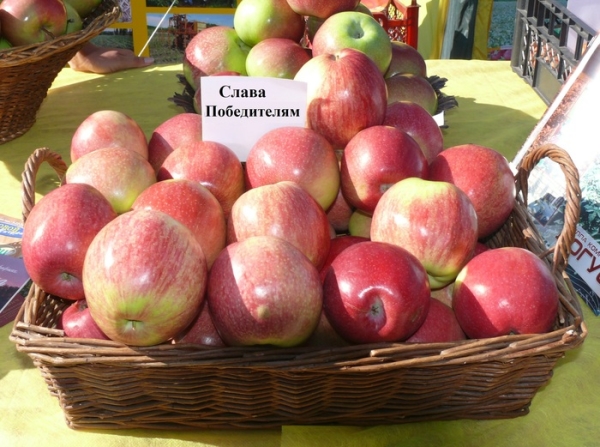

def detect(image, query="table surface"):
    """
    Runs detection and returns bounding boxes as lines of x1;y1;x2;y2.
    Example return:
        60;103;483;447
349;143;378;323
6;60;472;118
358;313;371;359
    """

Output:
1;60;599;447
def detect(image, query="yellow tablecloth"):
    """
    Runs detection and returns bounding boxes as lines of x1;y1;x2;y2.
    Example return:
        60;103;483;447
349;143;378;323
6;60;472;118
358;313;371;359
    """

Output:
1;60;599;447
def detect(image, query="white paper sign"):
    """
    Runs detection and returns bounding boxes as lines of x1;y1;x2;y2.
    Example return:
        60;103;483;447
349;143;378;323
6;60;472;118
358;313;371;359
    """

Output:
200;76;307;161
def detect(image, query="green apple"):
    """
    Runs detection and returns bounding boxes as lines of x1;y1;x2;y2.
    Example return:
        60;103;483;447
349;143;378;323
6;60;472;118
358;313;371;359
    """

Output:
64;2;83;34
64;0;102;19
233;0;306;47
311;11;392;74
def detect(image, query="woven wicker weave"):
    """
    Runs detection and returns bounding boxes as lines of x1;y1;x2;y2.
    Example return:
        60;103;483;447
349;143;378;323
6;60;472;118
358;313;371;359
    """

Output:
10;143;586;430
0;0;121;145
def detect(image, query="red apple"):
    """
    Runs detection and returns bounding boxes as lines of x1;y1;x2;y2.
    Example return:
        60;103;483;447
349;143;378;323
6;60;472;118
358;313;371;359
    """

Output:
147;113;203;174
322;241;430;343
233;0;305;47
452;247;560;338
428;144;516;239
405;297;466;343
311;11;392;74
326;187;355;233
70;110;148;163
64;0;101;19
0;0;67;46
245;37;311;79
207;235;323;347
172;301;226;347
83;209;208;346
294;48;388;149
318;234;368;283
286;0;360;19
66;146;156;214
383;101;444;164
385;73;438;115
371;177;478;289
157;140;245;219
385;40;428;78
340;125;428;213
60;299;110;340
131;179;226;269
227;181;331;269
183;26;251;89
21;183;117;301
245;126;340;210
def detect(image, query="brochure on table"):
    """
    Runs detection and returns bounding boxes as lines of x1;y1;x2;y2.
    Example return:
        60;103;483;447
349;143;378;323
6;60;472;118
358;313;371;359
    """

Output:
512;33;600;315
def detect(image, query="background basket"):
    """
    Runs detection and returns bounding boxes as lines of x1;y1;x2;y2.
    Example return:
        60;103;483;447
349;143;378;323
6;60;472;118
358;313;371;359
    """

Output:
10;143;586;430
0;0;121;145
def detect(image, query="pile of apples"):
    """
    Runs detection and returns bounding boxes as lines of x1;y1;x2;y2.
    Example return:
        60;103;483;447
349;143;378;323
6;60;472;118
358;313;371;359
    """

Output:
20;0;562;349
0;0;101;49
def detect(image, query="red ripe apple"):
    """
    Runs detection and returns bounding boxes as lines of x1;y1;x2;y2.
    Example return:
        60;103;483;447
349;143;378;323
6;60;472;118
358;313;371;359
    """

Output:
207;235;323;347
183;26;251;89
371;177;478;289
383;101;444;164
405;297;466;343
245;126;340;210
157;140;245;219
83;209;208;346
21;183;117;301
294;47;388;150
66;146;156;214
234;0;305;48
70;110;148;163
385;74;438;115
60;299;110;340
348;209;372;238
318;234;368;283
0;0;67;46
322;241;430;343
286;0;360;20
245;37;311;79
227;181;331;269
311;11;392;74
147;113;203;174
452;247;560;338
340;125;428;214
326;187;355;233
172;301;226;347
64;0;101;19
428;144;516;239
131;179;226;269
385;41;428;78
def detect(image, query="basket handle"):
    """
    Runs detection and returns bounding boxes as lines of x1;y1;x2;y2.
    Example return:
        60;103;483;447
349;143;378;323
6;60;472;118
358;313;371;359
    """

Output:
514;143;581;274
21;148;68;223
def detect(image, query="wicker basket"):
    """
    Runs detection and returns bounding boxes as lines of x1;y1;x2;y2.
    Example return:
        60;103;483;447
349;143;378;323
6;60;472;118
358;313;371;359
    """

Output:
0;0;121;145
10;143;586;430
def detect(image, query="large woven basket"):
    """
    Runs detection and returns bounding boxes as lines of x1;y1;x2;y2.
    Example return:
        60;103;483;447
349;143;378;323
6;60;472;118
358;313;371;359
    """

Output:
0;0;121;145
10;143;586;430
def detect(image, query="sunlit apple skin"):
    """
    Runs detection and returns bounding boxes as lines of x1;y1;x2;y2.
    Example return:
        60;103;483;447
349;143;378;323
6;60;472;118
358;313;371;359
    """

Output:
340;125;428;214
428;144;516;239
183;26;251;89
311;11;392;74
385;73;438;115
245;37;311;79
21;183;117;301
70;110;148;163
60;299;110;340
318;234;369;283
383;101;444;164
233;0;305;47
0;0;67;46
147;113;203;174
245;126;340;210
294;48;388;150
348;209;372;238
228;181;331;269
157;141;245;219
207;236;323;347
83;209;208;347
65;147;156;215
322;241;430;343
131;179;226;269
405;297;466;343
452;247;560;339
385;40;428;78
285;0;360;19
371;177;478;289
